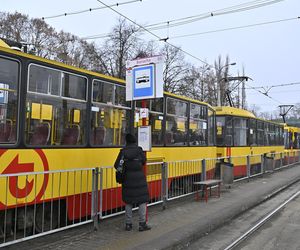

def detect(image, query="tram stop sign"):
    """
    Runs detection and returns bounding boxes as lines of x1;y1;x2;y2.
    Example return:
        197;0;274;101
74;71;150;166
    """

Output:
125;55;164;101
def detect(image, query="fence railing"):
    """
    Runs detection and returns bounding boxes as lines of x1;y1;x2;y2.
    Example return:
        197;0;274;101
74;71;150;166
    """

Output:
1;150;300;247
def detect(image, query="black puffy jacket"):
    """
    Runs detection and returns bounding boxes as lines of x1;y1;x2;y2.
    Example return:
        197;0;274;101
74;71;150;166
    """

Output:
114;143;149;204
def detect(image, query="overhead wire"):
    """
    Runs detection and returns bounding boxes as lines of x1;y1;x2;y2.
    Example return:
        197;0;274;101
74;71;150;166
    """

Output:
82;0;286;40
95;0;210;66
170;16;300;39
42;0;143;20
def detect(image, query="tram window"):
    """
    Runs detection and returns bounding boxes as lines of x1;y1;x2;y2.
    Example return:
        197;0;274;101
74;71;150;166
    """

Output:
225;117;233;146
62;73;87;101
166;98;187;117
165;116;188;145
233;118;247;146
166;98;188;145
115;85;130;107
216;117;225;146
149;112;164;145
207;108;215;146
276;125;283;145
269;124;276;145
257;121;264;145
90;105;130;146
93;80;113;104
249;119;257;146
264;123;270;146
25;96;87;146
136;100;150;109
29;65;61;95
284;129;289;149
27;65;87;146
151;98;163;113
190;103;207;146
0;57;19;144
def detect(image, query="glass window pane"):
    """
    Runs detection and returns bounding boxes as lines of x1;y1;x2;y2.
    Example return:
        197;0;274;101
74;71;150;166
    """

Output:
149;113;164;145
234;118;247;146
62;73;87;100
115;85;130;107
90;105;130;146
167;98;187;117
136;100;150;109
166;115;187;145
26;94;86;146
29;65;61;95
216;117;225;146
207;108;215;146
151;98;163;113
93;80;113;104
0;57;19;144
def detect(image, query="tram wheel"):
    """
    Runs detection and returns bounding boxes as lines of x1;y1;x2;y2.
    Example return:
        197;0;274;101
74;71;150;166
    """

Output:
35;202;59;233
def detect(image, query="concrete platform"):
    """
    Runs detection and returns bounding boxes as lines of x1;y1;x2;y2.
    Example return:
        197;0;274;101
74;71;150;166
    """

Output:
7;164;300;250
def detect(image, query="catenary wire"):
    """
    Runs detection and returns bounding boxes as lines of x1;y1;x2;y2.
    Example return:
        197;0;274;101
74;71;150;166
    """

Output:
42;0;144;20
95;0;210;66
170;16;299;39
82;0;286;40
95;0;288;107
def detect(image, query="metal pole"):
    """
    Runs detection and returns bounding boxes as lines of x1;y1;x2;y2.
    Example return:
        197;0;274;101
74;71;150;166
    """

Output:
261;154;265;174
99;168;103;219
201;159;206;181
246;155;250;180
92;168;99;231
161;162;168;210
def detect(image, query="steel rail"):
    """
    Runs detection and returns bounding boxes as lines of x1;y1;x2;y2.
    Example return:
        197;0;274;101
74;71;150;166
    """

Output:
223;189;300;250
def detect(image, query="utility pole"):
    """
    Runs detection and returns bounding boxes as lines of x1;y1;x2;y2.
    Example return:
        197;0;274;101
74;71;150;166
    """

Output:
222;76;252;107
242;80;246;109
217;62;236;106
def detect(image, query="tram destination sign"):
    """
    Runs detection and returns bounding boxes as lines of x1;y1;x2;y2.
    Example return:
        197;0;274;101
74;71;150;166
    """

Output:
126;55;164;101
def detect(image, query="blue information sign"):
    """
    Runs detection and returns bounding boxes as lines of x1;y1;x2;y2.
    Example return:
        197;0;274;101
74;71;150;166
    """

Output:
132;65;154;99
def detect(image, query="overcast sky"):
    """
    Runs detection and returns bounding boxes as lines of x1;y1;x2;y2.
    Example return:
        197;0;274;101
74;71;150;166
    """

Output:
2;0;300;113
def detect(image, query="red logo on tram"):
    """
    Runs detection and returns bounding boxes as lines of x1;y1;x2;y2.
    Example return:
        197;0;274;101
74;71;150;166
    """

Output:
0;149;49;207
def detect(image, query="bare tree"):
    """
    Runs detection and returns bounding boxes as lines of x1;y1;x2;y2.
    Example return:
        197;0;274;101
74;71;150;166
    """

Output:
101;18;141;79
161;44;190;93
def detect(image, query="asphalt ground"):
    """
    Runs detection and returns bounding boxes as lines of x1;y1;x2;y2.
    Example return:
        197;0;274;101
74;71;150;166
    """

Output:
6;164;300;250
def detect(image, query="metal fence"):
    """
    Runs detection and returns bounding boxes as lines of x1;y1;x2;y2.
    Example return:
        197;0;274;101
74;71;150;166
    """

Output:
1;150;300;247
0;168;94;247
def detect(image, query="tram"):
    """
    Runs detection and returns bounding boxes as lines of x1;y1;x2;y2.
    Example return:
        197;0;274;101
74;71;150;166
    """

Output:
0;40;217;232
215;106;285;177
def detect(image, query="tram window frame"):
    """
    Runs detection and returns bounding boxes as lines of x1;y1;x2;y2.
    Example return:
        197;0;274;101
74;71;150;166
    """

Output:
0;56;20;145
189;103;208;146
233;117;247;146
26;63;88;147
257;121;264;146
165;97;188;146
249;119;257;146
207;107;215;146
216;116;225;146
91;79;131;147
225;116;233;146
92;80;114;104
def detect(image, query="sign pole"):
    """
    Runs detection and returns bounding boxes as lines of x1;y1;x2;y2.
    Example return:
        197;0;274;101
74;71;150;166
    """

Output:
141;99;148;222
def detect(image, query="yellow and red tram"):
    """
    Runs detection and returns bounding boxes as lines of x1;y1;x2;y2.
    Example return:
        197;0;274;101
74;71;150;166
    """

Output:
215;106;285;177
0;41;217;231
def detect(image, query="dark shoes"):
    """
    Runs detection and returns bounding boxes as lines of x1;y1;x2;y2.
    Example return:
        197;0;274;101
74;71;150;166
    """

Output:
139;222;151;232
125;223;132;231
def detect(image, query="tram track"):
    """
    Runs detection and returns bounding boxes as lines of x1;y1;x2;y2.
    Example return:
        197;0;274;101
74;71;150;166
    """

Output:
223;188;300;250
187;179;300;250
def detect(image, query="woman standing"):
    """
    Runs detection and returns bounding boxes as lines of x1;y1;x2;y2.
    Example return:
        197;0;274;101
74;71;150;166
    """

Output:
114;133;151;231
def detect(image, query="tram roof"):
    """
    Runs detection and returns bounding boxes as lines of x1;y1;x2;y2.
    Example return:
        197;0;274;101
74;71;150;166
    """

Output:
214;106;256;118
0;42;212;109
